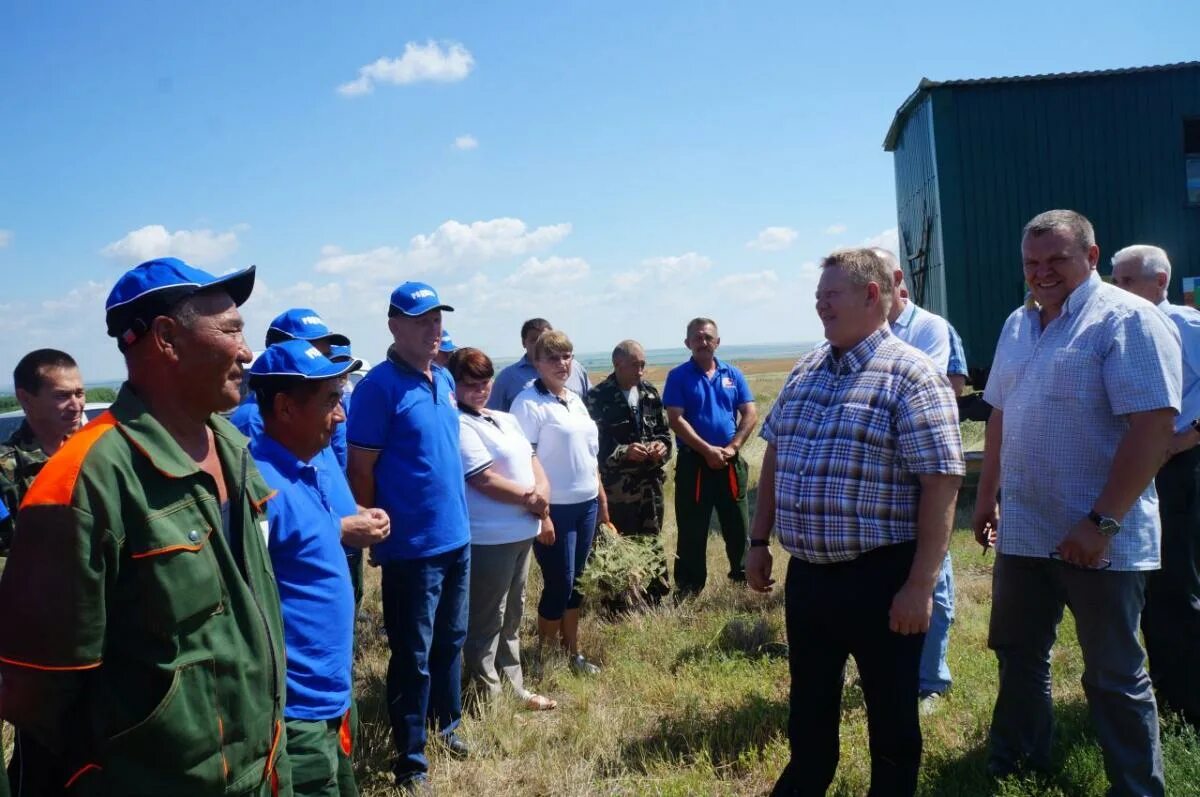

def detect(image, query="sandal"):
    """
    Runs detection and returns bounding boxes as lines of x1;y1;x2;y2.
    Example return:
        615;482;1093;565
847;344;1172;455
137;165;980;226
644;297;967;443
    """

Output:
524;693;558;711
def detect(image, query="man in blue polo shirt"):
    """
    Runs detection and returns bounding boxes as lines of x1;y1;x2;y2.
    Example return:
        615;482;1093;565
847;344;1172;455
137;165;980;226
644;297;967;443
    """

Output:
346;281;472;794
232;307;352;468
663;317;758;596
248;341;388;797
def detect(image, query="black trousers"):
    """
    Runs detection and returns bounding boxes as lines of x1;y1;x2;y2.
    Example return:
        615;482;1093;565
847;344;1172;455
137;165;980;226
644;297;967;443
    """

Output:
1143;446;1200;726
773;543;924;797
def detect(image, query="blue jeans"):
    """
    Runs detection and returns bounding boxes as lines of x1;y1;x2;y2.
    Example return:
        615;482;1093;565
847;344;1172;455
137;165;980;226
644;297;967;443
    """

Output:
918;553;955;694
533;499;598;620
380;544;470;779
987;554;1163;796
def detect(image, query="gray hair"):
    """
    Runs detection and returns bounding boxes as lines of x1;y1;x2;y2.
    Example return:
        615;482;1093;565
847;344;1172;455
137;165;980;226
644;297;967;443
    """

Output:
821;248;894;315
1112;244;1171;281
1023;209;1096;251
611;339;644;365
686;317;718;338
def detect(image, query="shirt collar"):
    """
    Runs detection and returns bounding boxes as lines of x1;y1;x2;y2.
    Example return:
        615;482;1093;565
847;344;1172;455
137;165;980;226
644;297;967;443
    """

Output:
534;378;570;407
1024;271;1102;319
250;432;313;481
892;300;917;329
4;420;43;452
110;383;246;480
386;346;442;381
688;356;724;375
825;327;890;374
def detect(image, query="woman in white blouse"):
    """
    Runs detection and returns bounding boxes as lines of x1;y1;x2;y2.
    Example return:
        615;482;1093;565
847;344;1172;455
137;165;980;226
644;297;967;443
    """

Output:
449;347;557;711
510;330;609;676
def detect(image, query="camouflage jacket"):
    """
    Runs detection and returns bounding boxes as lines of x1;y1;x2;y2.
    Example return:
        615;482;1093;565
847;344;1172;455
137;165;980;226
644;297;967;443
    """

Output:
586;373;672;482
0;421;49;554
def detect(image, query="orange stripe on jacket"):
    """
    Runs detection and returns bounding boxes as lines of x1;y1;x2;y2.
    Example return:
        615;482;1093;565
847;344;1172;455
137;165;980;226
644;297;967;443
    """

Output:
21;411;118;509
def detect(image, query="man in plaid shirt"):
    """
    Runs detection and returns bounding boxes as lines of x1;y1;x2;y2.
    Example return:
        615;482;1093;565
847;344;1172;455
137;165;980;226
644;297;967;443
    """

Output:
747;248;964;796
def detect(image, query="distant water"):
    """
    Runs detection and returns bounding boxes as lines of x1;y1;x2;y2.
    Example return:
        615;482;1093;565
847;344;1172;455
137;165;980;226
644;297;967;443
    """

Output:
494;342;820;372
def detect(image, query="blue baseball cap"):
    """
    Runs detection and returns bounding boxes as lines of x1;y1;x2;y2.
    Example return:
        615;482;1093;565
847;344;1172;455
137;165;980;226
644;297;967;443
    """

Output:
266;308;350;347
439;329;456;352
247;339;362;383
105;257;256;346
388;281;454;317
328;344;354;363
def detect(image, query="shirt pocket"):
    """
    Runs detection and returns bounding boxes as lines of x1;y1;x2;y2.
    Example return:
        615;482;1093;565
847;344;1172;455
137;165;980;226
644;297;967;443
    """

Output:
1044;348;1102;402
130;502;225;635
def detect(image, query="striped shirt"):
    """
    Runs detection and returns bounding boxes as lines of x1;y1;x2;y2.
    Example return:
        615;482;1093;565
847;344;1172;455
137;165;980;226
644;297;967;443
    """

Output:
762;327;965;564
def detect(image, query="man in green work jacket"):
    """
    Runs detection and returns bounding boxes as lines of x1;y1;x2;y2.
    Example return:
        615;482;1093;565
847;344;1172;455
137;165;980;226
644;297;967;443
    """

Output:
0;257;291;797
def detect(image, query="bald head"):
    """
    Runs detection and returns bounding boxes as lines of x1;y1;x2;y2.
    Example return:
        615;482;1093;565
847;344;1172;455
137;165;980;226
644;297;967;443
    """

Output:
873;248;908;322
612;339;646;389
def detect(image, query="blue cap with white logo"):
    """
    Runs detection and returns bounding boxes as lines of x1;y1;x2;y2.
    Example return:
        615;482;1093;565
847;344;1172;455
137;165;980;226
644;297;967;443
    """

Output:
248;339;362;383
439;329;456;352
388;281;454;317
266;308;350;346
105;257;256;347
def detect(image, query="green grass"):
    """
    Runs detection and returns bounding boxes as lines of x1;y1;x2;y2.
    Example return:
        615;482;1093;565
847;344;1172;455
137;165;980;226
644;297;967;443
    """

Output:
348;371;1200;796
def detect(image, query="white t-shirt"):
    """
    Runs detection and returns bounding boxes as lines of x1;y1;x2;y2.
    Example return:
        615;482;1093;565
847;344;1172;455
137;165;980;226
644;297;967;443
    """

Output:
510;382;600;504
459;410;541;546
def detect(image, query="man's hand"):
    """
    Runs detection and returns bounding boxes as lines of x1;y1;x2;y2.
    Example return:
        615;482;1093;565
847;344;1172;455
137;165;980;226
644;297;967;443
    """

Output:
720;445;738;462
625;443;649;463
702;445;728;470
746;545;775;593
1056;517;1111;568
647;441;668;462
972;501;999;551
523;489;549;517
537;516;555;546
889;580;933;635
341;508;391;549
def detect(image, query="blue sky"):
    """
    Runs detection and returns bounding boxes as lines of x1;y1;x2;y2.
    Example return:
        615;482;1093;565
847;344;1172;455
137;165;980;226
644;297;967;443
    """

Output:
1;1;1195;381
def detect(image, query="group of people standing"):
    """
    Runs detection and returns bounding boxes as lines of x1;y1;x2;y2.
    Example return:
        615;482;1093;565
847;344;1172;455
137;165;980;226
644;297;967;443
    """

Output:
0;206;1196;797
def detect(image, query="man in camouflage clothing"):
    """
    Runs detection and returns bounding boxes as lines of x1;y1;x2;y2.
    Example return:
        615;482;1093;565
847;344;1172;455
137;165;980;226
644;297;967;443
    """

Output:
586;340;672;599
0;349;86;797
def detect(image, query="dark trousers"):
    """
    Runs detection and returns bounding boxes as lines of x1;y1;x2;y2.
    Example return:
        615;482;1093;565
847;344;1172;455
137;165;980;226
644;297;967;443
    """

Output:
672;448;749;596
380;545;469;779
281;711;357;797
988;554;1163;797
773;543;924;797
7;731;65;797
532;499;598;620
1144;446;1200;726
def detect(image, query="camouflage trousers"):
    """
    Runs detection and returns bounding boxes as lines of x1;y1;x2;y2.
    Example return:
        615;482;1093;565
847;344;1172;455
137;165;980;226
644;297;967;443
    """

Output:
603;473;669;600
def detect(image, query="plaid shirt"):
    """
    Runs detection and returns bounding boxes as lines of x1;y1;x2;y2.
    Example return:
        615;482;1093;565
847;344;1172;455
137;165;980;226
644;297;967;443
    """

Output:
762;327;965;564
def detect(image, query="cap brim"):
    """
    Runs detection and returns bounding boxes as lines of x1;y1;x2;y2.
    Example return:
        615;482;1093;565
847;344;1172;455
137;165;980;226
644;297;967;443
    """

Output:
249;357;363;382
203;265;256;307
391;302;455;317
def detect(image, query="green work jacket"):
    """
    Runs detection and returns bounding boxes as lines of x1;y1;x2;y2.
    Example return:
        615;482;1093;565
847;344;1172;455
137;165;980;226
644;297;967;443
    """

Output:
0;384;290;796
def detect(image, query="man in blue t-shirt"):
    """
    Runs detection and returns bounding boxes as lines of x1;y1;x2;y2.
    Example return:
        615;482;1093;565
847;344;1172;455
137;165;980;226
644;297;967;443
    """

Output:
662;317;758;596
247;341;391;796
346;281;472;793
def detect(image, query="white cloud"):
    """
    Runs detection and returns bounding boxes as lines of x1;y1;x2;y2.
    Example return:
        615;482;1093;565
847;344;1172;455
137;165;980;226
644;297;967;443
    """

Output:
824;224;847;235
746;226;797;252
454;134;478;150
860;227;900;255
0;230;11;248
315;218;572;281
338;40;475;96
504;256;590;286
612;252;712;290
101;224;241;266
715;269;781;303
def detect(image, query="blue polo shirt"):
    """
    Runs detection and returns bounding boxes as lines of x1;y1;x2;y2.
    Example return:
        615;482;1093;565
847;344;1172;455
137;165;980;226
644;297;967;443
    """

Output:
231;392;349;469
251;433;357;720
346;350;470;563
662;357;753;450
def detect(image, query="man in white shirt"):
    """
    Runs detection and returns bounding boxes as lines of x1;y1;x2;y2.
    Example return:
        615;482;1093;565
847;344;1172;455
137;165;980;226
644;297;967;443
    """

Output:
875;248;957;706
1111;244;1200;729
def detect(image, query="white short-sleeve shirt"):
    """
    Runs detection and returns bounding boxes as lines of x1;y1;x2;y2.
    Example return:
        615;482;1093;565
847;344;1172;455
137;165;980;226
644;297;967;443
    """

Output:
459;410;541;546
510;381;600;505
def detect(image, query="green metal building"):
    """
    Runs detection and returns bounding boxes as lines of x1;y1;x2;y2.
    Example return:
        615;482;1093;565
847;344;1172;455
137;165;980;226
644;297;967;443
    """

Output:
883;61;1200;381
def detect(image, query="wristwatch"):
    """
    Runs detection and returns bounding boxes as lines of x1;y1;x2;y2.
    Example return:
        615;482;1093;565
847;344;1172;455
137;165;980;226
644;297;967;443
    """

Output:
1087;510;1121;537
749;538;770;548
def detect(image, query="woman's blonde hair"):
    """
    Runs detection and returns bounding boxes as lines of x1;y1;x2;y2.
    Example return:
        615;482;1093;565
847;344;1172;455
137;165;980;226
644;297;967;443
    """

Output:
533;329;573;361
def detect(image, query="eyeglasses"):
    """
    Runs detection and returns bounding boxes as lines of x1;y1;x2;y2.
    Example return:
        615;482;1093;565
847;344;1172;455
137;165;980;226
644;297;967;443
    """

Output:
541;353;573;363
1048;551;1112;570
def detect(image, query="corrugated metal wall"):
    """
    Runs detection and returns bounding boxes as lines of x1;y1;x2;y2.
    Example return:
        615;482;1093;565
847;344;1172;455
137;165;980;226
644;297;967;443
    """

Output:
892;98;948;316
893;66;1200;373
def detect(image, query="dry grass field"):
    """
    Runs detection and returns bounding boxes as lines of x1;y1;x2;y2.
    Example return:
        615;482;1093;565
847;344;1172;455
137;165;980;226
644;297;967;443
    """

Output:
347;367;1200;796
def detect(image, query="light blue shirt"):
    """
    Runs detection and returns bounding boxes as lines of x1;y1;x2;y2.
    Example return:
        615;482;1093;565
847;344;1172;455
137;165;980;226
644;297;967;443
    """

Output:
984;273;1182;570
891;301;951;373
487;354;590;412
1158;300;1200;434
947;324;968;377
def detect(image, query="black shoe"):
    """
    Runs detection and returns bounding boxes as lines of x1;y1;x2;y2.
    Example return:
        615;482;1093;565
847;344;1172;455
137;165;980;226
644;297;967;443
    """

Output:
444;732;471;760
569;654;601;676
395;772;432;796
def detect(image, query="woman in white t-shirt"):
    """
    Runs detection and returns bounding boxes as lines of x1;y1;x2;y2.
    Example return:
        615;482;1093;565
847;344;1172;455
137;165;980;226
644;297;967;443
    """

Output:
510;330;609;676
449;348;557;711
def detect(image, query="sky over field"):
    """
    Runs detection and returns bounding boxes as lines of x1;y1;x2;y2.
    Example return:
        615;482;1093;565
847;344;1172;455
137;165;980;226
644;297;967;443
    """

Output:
1;1;1196;380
